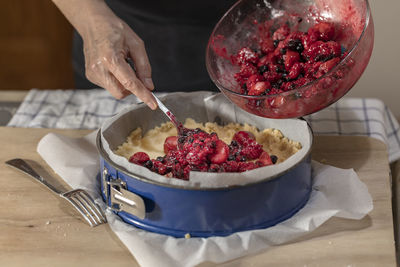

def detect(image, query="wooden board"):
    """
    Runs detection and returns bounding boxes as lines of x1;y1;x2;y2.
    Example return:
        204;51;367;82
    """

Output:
0;127;396;266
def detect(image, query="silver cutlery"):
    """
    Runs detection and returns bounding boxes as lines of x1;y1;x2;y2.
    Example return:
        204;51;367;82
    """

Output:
6;158;107;227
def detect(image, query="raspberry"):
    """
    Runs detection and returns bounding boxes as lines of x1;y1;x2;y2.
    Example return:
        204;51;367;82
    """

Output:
273;24;290;41
238;63;258;78
238;162;258;172
151;160;170;175
260;39;275;54
232;131;256;145
129;152;150;165
234;47;258;65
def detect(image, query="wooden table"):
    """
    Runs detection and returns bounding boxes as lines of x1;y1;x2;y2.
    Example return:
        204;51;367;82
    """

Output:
0;127;396;266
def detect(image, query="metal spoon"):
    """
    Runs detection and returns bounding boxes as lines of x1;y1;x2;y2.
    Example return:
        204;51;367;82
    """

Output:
152;93;184;135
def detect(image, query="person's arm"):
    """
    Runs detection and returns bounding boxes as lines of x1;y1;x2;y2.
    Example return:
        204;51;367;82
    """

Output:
52;0;157;109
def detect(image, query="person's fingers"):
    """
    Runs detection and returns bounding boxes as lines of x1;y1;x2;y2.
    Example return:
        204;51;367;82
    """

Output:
126;34;154;90
86;61;131;99
102;73;132;99
101;51;157;110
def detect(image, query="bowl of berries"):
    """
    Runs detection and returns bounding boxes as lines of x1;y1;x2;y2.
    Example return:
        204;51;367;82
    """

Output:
206;0;374;118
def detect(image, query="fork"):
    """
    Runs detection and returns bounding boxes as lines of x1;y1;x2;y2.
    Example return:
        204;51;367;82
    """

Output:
5;158;107;227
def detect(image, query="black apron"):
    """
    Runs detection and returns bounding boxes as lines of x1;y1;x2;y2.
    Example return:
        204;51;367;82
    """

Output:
72;0;235;92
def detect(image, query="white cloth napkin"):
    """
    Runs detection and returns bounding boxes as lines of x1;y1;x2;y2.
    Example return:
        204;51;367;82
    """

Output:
8;89;400;163
37;131;373;267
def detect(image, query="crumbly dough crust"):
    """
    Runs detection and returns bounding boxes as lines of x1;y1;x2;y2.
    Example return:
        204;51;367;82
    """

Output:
115;118;301;163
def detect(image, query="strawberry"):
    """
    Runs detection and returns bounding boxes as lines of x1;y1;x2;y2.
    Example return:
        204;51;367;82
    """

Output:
129;152;150;165
248;81;270;96
288;62;303;80
284;50;300;70
209;140;229;164
315;57;340;78
245;74;263;91
256;151;273;166
163;136;178;154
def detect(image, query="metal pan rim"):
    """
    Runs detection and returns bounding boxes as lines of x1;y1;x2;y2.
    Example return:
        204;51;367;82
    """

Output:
96;124;313;191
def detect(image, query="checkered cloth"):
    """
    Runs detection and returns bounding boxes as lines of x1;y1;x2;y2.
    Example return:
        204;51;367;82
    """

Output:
7;89;400;163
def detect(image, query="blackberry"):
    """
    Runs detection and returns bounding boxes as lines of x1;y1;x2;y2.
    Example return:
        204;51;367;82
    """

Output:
275;65;285;73
208;166;219;172
280;48;287;55
315;54;334;62
270;155;278;164
228;154;235;161
230;140;238;147
156;156;165;162
178;136;185;144
272;80;283;88
287;39;304;53
259;65;269;74
273;39;279;48
144;160;153;169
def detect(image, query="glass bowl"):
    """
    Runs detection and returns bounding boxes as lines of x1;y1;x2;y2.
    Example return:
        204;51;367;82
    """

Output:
206;0;374;118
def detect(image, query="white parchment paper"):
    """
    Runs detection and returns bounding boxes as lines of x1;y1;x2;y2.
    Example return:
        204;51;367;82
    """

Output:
37;131;373;267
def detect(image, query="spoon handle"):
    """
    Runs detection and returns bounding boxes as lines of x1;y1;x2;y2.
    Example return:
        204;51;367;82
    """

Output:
152;93;184;134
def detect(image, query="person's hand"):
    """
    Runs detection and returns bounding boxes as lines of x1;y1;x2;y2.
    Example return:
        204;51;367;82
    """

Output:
52;0;157;109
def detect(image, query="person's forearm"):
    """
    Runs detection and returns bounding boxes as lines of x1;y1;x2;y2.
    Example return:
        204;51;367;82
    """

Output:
52;0;115;38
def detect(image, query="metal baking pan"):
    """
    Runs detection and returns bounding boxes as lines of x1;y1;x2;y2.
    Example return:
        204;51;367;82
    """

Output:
97;92;313;237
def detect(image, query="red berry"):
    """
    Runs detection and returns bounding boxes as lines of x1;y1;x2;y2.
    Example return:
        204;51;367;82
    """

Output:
257;151;273;166
309;22;335;41
248;81;270;96
315;57;340;78
233;131;256;145
284;50;300;70
273;24;290;41
129;152;150;165
164;136;178;154
288;62;303;80
260;39;275;54
245;74;263;91
235;47;258;65
209;140;229;164
238;63;258;78
238;162;258;172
